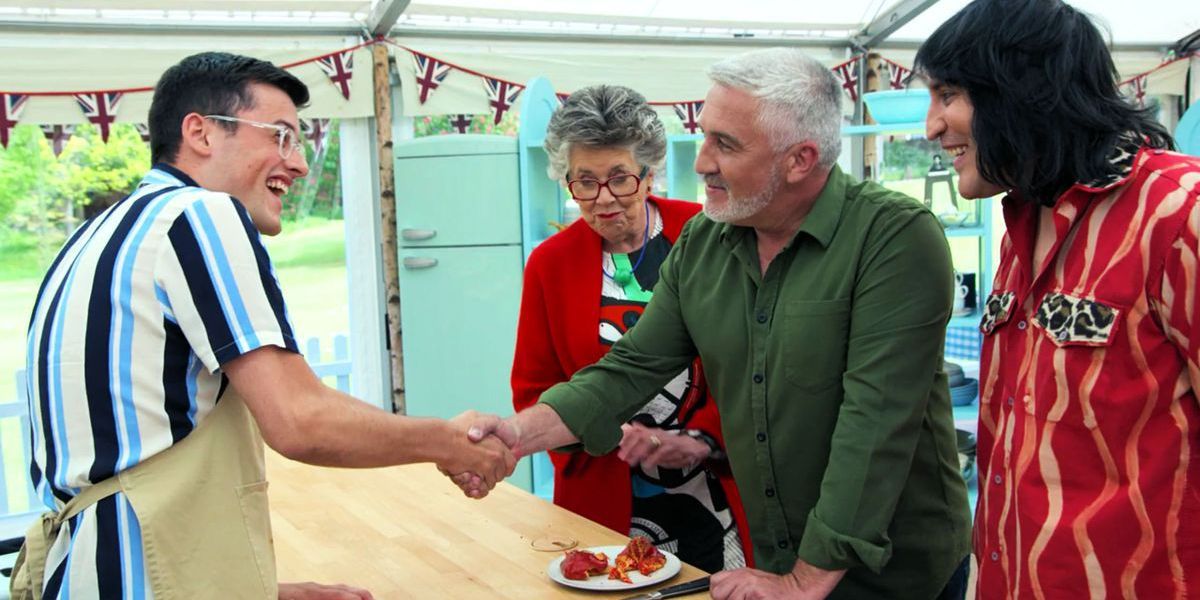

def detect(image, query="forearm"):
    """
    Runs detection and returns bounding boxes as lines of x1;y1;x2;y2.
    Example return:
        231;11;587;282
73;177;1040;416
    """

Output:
507;403;578;457
277;385;455;468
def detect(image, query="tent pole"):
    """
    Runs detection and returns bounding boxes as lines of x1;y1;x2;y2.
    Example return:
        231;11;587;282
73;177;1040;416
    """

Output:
372;41;407;414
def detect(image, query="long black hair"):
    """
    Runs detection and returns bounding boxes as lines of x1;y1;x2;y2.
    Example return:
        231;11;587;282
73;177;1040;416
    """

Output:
149;52;309;164
914;0;1173;205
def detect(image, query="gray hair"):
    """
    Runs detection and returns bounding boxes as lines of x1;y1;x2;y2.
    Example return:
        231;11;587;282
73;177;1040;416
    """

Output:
543;84;666;181
706;48;843;167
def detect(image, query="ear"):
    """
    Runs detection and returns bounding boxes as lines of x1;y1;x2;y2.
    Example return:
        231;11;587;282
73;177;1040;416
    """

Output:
781;141;821;184
179;113;216;158
642;169;655;193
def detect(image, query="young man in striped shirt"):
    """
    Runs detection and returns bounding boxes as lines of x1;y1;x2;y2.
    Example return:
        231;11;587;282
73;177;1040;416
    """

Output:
20;52;515;599
919;1;1200;597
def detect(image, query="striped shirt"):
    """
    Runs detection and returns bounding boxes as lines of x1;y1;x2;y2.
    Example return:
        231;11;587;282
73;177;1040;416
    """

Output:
976;145;1200;598
24;164;298;598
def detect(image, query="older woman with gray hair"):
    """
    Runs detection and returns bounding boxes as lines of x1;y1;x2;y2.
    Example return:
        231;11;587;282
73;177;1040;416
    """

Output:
510;84;752;571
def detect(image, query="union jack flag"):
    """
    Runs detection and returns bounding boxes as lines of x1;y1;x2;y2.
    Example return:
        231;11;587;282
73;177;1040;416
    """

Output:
412;52;452;105
883;59;912;90
317;50;355;100
556;92;571;106
1123;74;1148;108
304;118;329;153
673;101;704;134
41;125;75;157
449;114;473;134
0;93;29;149
135;123;151;143
74;92;123;143
832;60;859;102
484;77;523;125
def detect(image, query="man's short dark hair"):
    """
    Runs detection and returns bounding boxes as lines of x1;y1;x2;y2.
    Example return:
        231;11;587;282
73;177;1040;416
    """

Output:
148;52;310;164
914;0;1173;205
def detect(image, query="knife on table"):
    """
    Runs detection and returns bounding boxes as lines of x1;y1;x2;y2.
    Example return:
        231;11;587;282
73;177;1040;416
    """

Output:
620;576;710;600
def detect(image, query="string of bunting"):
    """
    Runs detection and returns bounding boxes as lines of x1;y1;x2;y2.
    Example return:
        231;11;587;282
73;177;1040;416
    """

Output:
1117;51;1197;108
2;38;1190;148
0;38;375;149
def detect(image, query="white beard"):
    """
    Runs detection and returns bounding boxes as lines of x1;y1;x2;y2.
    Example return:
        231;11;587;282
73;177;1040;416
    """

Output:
703;165;782;223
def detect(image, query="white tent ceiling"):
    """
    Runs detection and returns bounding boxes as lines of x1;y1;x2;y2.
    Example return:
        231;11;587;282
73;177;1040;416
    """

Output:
0;0;1195;123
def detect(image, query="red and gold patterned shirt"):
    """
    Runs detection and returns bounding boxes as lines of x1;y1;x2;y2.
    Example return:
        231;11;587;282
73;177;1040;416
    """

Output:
976;144;1200;599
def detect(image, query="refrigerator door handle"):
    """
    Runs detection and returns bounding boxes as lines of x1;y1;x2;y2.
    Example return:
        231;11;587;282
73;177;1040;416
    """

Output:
402;257;439;270
401;228;438;241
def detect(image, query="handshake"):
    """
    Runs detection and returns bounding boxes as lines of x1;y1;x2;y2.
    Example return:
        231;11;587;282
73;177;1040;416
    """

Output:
438;408;713;499
439;410;523;498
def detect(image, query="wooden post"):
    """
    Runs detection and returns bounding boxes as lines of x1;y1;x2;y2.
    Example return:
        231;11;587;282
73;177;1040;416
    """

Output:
863;53;884;182
372;41;406;414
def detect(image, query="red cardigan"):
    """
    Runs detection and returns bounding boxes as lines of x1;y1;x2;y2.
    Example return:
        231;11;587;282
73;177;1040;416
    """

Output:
511;196;753;565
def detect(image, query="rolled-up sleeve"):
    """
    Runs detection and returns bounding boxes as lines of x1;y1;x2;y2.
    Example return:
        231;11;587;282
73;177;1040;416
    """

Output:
540;224;700;455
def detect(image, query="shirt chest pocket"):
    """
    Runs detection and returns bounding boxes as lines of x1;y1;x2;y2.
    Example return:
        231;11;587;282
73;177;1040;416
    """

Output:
782;299;851;393
1028;291;1123;427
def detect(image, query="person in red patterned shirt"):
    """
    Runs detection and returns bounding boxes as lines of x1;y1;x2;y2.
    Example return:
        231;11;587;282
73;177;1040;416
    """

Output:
916;0;1200;598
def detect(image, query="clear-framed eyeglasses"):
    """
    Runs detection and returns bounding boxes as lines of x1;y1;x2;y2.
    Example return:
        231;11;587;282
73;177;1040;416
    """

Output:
203;115;307;159
566;166;649;202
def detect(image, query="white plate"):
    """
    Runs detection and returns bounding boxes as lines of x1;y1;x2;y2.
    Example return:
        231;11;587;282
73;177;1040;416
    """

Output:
546;545;681;591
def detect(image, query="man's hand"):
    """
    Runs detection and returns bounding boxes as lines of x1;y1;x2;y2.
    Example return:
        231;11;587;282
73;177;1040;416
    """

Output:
439;411;517;498
617;423;709;471
710;562;845;600
278;581;373;599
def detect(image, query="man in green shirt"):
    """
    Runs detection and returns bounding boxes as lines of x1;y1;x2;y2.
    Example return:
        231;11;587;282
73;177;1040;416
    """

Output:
459;48;971;599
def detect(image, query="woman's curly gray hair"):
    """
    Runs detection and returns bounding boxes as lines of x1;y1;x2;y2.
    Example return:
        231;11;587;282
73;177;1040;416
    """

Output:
543;84;666;181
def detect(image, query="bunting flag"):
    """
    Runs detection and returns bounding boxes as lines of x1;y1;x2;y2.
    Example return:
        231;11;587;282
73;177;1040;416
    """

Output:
449;114;473;134
1;93;29;148
317;50;355;100
1124;74;1148;108
412;52;452;105
135;123;151;143
484;78;523;125
833;60;859;102
74;92;123;142
41;125;75;157
882;59;912;90
556;92;571;106
305;118;329;153
672;101;704;134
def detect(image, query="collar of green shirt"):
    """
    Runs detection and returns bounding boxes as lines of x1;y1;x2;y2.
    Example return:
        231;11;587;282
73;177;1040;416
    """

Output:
717;164;849;250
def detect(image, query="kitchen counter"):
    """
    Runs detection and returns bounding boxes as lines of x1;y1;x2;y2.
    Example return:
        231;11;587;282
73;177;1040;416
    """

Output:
267;451;711;598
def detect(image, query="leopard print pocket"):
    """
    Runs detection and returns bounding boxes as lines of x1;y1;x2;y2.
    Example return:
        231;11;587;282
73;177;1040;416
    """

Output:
1033;292;1118;346
979;291;1016;334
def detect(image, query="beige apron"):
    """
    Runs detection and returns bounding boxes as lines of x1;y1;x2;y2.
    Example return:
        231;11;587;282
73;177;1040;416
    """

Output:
11;390;277;599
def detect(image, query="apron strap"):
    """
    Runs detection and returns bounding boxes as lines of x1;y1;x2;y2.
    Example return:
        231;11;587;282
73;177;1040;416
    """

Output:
10;476;124;600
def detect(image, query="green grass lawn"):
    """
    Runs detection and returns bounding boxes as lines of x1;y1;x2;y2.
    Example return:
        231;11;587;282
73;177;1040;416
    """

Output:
0;218;350;509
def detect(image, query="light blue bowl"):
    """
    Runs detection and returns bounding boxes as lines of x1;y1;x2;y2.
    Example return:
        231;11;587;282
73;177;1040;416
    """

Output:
863;89;931;124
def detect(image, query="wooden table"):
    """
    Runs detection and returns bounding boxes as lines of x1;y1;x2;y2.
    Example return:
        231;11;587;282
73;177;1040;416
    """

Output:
267;452;710;598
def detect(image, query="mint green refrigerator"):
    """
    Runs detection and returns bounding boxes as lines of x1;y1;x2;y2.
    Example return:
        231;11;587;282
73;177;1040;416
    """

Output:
394;135;531;491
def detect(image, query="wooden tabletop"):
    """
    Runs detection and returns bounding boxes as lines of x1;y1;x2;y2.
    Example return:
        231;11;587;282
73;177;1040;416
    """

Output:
267;451;711;598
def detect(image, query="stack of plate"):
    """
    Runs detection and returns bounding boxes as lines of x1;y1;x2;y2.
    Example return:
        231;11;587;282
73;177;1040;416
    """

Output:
945;361;978;406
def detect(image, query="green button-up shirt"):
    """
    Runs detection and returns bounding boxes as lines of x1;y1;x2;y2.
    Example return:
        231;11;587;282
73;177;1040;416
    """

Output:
540;166;972;598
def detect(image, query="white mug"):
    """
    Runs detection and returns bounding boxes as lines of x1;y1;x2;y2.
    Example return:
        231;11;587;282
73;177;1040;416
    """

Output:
953;272;970;313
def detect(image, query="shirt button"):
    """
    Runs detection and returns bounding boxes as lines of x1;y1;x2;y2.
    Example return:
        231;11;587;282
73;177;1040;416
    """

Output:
1017;320;1027;330
756;432;767;442
1006;396;1015;406
994;474;1003;485
753;373;764;384
765;488;775;497
990;551;1000;561
756;312;768;324
1056;330;1069;341
778;540;789;549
